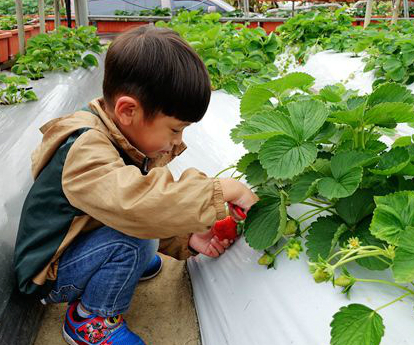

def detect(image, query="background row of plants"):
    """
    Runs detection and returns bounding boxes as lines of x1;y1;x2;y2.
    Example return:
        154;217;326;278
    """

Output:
156;11;280;96
0;0;63;15
276;9;414;87
0;26;103;105
226;71;414;345
0;15;33;30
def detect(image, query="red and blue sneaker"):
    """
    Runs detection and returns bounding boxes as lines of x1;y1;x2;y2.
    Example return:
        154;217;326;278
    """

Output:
139;254;163;281
63;301;146;345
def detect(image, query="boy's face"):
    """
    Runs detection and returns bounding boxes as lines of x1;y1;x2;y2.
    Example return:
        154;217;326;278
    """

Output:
112;96;191;158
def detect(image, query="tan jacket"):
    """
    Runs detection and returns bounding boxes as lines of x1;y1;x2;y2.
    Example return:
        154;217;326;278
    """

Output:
23;98;226;289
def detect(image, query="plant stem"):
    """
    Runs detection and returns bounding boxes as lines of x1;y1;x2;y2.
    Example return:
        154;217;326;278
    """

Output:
375;292;412;312
300;224;312;235
310;197;332;205
354;278;414;296
361;129;365;149
214;165;236;178
353;130;359;149
301;201;329;209
298;206;333;223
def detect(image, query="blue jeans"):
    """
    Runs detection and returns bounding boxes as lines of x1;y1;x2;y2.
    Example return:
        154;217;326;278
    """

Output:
44;226;159;317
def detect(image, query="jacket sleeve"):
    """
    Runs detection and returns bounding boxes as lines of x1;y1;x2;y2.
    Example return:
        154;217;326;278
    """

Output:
62;129;227;246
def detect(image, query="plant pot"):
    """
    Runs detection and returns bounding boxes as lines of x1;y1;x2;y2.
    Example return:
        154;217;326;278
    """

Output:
24;25;33;42
30;23;40;37
261;21;283;34
45;15;76;31
0;31;12;63
246;21;259;29
96;20;149;33
7;29;19;57
4;25;33;58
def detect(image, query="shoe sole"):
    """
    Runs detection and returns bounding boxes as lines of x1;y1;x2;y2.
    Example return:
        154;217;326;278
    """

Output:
139;258;163;281
62;324;79;345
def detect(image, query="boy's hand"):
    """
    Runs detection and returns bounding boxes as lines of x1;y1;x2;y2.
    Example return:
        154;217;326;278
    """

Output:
219;178;259;215
189;230;234;258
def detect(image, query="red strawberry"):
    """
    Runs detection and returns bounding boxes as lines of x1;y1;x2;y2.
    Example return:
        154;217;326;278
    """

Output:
212;216;238;241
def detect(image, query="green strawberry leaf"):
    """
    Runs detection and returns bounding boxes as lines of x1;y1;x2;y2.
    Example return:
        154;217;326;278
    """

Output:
392;136;413;148
393;225;414;283
82;54;98;67
239;111;297;140
335;189;375;226
245;160;268;186
369;147;410;176
330;304;385;345
330;151;378;178
318;85;343;103
261;72;315;97
364;102;414;126
306;216;344;262
317;167;363;200
286;99;330;141
259;135;317;180
236;153;258;173
289;171;322;203
240;86;274;118
316;151;374;199
368;83;414;107
329;104;364;128
244;195;282;250
370;191;414;245
365;140;387;154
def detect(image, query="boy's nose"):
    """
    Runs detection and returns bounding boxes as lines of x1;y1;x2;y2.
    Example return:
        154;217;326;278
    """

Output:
172;133;183;146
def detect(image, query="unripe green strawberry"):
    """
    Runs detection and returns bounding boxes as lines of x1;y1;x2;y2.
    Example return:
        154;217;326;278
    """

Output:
284;220;298;235
313;268;329;283
335;275;353;287
258;253;275;266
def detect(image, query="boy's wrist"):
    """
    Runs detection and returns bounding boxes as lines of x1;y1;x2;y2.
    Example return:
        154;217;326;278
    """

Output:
218;178;241;202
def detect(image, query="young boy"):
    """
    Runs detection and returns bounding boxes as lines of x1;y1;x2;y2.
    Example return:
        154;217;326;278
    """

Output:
14;26;258;345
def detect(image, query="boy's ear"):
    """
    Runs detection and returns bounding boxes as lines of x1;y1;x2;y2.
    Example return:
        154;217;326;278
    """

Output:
113;96;144;126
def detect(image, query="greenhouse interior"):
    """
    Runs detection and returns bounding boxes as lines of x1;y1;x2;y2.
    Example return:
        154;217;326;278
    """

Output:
2;0;414;344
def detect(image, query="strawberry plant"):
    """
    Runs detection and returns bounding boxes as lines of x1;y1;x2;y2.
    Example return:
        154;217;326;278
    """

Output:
114;7;171;16
0;0;55;15
11;26;102;80
156;11;280;96
277;9;353;63
0;74;37;105
225;72;414;345
0;15;31;30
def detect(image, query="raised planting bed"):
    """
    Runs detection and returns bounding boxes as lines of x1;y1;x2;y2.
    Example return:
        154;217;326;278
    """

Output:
0;31;11;63
261;20;283;33
0;25;33;59
87;15;285;34
95;20;149;33
45;16;78;31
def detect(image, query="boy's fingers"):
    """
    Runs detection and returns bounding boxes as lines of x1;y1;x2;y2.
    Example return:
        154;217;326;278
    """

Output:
210;238;225;254
207;244;220;257
219;238;232;248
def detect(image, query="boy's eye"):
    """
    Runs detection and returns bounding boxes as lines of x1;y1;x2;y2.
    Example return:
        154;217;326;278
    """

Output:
171;129;181;134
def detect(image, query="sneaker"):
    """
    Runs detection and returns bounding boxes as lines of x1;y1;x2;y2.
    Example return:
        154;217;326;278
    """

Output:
139;254;163;281
63;301;145;345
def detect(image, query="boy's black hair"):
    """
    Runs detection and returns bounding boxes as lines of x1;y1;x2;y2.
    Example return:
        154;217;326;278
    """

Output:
103;25;211;122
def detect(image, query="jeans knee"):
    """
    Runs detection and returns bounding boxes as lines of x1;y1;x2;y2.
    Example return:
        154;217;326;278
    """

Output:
111;237;158;269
